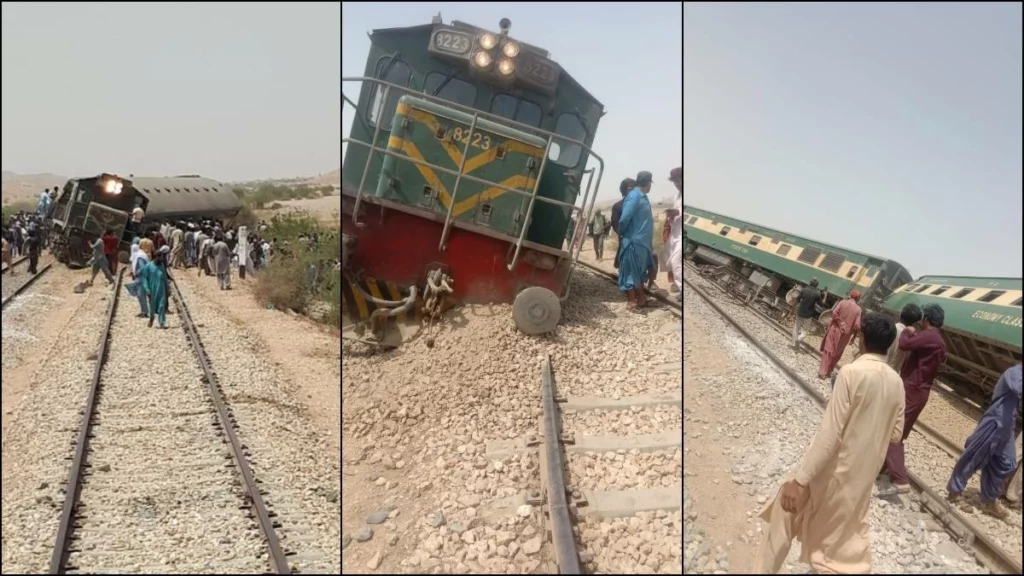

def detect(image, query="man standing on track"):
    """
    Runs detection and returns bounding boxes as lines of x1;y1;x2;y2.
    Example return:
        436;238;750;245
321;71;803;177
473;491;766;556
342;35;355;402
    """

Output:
101;229;120;275
666;167;683;298
946;364;1021;519
755;313;905;574
792;278;825;349
881;303;947;494
588;209;609;261
617;171;656;311
611;177;636;270
24;229;41;275
818;290;862;379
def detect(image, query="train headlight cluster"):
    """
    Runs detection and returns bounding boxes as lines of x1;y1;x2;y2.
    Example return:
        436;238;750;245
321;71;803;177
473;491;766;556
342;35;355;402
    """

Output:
497;59;515;76
104;179;124;194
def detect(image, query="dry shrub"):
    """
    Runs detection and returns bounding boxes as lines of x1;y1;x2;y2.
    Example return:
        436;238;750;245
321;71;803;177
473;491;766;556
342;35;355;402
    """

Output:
252;257;310;313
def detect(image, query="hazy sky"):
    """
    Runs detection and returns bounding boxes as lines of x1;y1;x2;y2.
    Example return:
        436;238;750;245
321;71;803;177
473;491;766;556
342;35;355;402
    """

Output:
2;2;340;182
342;2;682;205
684;3;1022;278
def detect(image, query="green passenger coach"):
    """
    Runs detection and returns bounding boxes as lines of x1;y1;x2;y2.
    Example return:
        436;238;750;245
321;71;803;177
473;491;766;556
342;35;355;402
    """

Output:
681;205;913;313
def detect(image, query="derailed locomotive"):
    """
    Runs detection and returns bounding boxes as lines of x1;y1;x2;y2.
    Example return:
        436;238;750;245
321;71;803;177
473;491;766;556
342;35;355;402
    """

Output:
342;16;607;341
49;173;241;267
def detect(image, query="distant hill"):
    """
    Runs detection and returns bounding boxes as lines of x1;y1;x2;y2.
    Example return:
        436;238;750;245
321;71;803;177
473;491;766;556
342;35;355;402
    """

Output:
1;172;68;205
229;168;340;192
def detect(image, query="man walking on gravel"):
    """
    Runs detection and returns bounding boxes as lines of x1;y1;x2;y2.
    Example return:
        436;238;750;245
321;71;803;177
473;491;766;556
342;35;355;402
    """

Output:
818;289;862;379
792;278;825;349
755;313;905;574
666;166;683;298
881;303;946;494
886;303;922;373
588;209;609;261
617;171;656;311
946;364;1021;519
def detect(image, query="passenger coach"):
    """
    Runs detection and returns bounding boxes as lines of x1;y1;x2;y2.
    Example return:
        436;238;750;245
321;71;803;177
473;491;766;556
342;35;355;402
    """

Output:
682;205;913;318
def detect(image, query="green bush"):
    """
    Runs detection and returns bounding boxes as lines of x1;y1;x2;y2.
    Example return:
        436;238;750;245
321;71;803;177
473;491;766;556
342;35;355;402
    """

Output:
252;213;339;324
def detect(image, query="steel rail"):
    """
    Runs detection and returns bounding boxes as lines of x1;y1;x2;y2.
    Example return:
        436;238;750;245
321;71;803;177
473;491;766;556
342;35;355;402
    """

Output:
682;274;1023;575
682;262;968;460
168;279;291;574
48;268;125;574
1;262;53;310
539;355;581;574
576;260;681;316
1;255;29;274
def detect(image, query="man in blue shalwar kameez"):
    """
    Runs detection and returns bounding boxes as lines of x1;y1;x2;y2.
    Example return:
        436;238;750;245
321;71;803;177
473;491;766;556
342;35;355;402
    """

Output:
616;171;655;310
947;364;1021;519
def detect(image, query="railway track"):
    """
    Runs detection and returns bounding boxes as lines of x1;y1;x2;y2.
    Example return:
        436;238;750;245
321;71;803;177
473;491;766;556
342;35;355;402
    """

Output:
682;261;969;460
2;255;29;274
682;271;1022;575
2;258;54;310
48;270;291;574
575;260;681;317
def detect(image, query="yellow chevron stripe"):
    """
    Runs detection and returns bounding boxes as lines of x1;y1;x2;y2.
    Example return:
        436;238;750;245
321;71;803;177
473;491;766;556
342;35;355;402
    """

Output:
388;136;453;208
349;280;369;320
451;174;536;218
405;108;466;168
463;139;543;175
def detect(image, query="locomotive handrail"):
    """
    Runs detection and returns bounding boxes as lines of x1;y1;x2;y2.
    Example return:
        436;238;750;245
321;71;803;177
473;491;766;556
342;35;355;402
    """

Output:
507;137;553;272
437;111;482;251
343;76;606;297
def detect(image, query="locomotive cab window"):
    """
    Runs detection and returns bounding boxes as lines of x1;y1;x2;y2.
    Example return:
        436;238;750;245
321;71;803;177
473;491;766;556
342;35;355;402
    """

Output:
548;113;587;168
490;94;542;127
978;290;1005;303
424;72;477;109
367;58;413;129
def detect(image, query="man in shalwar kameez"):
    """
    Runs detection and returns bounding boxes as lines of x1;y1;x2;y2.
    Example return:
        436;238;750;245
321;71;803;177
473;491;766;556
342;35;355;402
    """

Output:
818;290;863;379
666;167;683;297
881;303;946;493
755;313;905;574
616;171;655;310
946;364;1021;519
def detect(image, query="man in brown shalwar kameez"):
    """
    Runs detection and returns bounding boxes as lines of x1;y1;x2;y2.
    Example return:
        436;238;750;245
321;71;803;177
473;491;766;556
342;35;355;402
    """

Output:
818;290;863;379
755;313;905;574
881;303;947;494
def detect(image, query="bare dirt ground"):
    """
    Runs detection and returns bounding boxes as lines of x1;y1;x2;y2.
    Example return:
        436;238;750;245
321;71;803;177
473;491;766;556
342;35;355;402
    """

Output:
1;263;104;442
174;271;341;453
257;195;341;226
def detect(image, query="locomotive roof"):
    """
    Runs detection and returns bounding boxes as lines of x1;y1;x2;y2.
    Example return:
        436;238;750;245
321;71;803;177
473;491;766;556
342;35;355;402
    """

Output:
368;21;605;111
683;204;900;265
130;176;241;218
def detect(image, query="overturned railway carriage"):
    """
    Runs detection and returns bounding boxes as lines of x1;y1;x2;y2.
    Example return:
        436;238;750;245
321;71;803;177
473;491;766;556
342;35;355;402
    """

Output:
884;276;1022;406
50;174;240;267
342;17;606;338
681;205;913;321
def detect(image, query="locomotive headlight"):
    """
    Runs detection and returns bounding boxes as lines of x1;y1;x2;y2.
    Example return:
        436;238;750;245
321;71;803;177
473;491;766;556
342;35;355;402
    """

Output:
473;50;493;69
104;179;123;194
501;40;520;58
478;33;498;50
497;58;515;76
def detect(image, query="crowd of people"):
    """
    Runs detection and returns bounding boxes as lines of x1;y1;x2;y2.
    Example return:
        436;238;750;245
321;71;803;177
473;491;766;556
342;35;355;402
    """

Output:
752;283;1022;573
566;167;683;311
2;210;48;276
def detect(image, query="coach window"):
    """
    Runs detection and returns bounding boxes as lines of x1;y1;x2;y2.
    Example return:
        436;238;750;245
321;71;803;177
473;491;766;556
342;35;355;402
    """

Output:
490;94;542;127
777;244;791;256
687;216;698;225
748;235;761;246
548;113;587;168
846;266;859;279
951;288;973;299
1011;297;1022;307
931;285;950;296
978;290;1005;303
367;57;412;129
719;226;731;236
424;72;477;109
913;284;932;293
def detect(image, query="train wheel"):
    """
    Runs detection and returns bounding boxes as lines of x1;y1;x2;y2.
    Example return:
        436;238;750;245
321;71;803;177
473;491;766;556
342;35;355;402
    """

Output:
513;286;561;335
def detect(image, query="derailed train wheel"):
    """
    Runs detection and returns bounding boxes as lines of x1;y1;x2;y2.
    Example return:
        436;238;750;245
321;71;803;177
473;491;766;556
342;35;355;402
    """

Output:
513;286;561;335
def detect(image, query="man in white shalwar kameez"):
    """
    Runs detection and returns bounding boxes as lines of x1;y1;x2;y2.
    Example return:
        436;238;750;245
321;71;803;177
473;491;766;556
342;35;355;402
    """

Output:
667;167;683;296
755;313;905;574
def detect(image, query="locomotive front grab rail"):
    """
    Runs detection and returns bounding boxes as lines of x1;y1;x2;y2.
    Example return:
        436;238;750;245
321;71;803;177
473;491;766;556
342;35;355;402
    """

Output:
343;76;606;298
437;111;481;252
